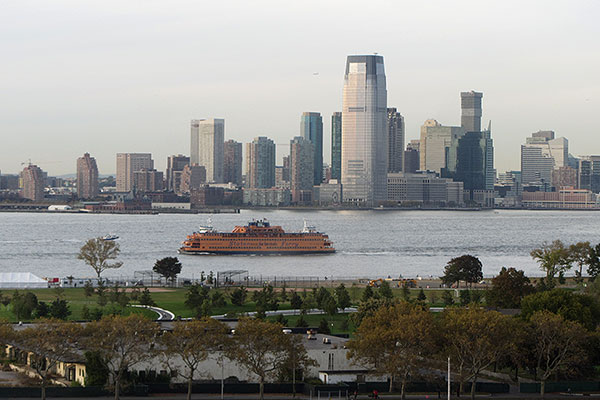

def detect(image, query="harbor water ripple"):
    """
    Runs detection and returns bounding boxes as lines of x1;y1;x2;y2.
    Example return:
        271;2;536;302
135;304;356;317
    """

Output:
1;209;599;279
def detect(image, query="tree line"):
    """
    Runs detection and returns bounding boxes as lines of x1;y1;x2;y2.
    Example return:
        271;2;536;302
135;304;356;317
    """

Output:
0;315;312;400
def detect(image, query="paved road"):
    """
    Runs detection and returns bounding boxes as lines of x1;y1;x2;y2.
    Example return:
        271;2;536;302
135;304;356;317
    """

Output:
130;304;175;321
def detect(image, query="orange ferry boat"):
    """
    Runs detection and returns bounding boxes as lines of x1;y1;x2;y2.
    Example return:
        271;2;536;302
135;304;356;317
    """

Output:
179;219;335;255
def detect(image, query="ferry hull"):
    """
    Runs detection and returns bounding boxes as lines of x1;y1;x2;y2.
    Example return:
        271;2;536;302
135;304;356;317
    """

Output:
179;248;335;255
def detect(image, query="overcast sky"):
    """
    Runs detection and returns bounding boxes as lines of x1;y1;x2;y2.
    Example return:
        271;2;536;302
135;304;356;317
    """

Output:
1;0;599;176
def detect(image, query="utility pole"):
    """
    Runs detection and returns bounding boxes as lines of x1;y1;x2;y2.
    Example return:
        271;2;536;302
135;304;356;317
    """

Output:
448;356;451;400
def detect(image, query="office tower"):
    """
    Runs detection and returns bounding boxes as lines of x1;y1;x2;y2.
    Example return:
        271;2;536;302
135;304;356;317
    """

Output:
461;91;483;133
20;164;45;202
524;131;568;168
190;118;224;183
300;112;323;185
445;92;494;192
116;153;153;192
133;169;164;193
521;131;568;185
166;155;190;193
341;55;388;205
179;164;207;194
403;140;420;174
290;136;314;204
419;119;464;173
282;155;290;182
552;166;578;189
578;156;600;193
223;140;243;186
331;112;342;181
387;108;405;173
245;137;276;188
76;153;99;199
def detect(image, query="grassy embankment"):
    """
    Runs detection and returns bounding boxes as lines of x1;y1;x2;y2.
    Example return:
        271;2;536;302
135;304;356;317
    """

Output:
0;285;468;324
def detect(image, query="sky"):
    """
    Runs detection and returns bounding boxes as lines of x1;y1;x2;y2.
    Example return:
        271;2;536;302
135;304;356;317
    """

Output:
1;0;599;176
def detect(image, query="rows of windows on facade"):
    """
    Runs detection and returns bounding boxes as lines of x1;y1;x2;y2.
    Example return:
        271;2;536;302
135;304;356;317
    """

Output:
2;54;594;208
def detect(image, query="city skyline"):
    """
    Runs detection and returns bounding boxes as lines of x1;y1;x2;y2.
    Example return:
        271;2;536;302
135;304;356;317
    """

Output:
1;2;599;176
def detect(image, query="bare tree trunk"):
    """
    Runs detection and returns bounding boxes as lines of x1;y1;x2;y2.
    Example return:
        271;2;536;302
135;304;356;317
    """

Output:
187;374;193;400
540;380;545;398
41;377;46;400
114;378;120;400
389;375;393;392
260;376;264;400
470;374;477;400
401;378;406;400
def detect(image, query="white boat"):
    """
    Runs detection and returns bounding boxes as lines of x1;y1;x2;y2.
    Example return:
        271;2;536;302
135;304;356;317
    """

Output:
102;234;119;241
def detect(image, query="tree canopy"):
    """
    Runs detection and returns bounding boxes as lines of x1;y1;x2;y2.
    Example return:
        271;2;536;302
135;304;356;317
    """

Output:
153;257;183;284
225;318;295;400
530;240;571;288
486;267;534;309
441;255;483;288
78;238;123;279
83;314;159;400
520;289;600;331
160;318;229;400
348;302;437;399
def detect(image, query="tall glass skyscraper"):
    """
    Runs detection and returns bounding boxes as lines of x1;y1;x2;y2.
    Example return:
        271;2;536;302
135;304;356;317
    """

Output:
300;112;323;186
331;112;342;181
341;55;388;206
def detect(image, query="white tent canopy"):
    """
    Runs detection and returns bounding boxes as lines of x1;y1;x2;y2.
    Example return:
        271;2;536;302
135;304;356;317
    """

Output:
0;272;48;289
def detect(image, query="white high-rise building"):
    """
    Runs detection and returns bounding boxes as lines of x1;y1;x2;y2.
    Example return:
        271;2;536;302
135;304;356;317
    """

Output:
341;55;388;206
521;131;568;185
190;118;224;183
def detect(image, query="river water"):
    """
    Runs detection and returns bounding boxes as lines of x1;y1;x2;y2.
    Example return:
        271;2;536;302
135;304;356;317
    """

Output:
1;209;599;280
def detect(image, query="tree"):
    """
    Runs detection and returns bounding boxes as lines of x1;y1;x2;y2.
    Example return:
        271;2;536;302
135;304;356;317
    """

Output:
83;314;159;400
160;319;229;400
295;314;308;327
290;291;303;309
35;301;50;318
96;280;108;307
401;285;410;301
361;285;374;302
138;287;156;307
334;284;352;310
486;267;534;309
318;318;331;334
351;296;395;327
530;240;571;288
416;289;427;302
520;289;600;331
348;302;438;398
253;285;279;315
225;318;294;400
49;298;71;320
459;290;471;306
315;287;331;309
442;290;454;306
14;320;83;400
441;255;483;288
323;296;338;316
11;291;38;320
78;238;123;280
530;311;588;397
185;284;210;315
587;243;600;281
84;280;95;297
153;257;182;285
230;286;248;306
379;280;394;299
442;307;516;399
281;334;316;398
84;351;109;386
280;282;289;302
569;242;592;282
211;290;226;308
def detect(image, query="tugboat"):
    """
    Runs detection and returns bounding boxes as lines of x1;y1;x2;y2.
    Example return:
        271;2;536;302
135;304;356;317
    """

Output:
179;219;335;255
